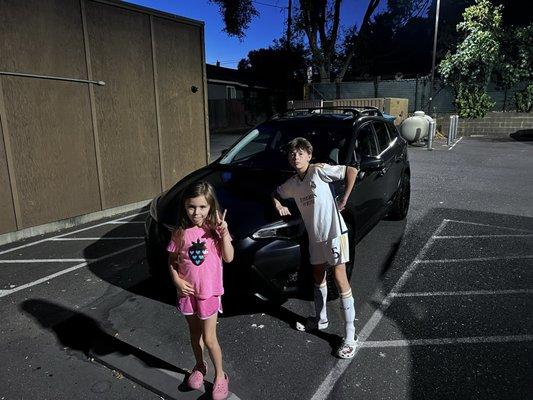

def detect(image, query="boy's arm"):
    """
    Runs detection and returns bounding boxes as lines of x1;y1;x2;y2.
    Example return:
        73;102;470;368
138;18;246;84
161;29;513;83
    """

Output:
272;192;291;216
337;166;358;211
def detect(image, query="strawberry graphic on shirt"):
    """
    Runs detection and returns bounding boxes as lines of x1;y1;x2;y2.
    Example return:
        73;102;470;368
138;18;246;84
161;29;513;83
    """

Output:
188;238;208;266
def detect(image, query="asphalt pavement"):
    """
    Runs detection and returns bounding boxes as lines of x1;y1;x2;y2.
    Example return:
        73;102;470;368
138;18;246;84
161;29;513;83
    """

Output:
0;135;532;400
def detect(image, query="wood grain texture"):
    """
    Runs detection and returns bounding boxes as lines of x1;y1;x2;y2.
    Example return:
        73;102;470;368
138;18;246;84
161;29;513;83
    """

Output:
152;18;207;190
87;2;161;207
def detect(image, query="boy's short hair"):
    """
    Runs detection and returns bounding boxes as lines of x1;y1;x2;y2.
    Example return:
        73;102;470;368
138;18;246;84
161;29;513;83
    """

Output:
287;137;313;155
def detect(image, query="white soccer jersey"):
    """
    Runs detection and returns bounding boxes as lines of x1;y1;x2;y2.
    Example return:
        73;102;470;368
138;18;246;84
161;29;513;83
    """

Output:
277;163;348;243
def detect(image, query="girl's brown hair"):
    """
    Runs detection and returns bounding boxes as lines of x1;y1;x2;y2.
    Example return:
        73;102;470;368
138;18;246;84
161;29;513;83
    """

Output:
171;181;221;252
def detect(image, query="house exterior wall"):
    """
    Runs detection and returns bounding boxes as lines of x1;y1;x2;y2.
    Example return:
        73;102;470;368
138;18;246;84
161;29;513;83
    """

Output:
0;0;207;237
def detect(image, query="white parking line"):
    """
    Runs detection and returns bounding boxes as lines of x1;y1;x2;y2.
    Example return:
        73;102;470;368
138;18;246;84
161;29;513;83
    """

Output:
444;219;533;233
0;211;145;256
418;255;533;264
0;243;143;298
392;289;533;297
310;220;449;400
0;259;88;263
362;334;533;348
435;234;533;239
49;237;144;241
447;136;463;150
106;221;145;225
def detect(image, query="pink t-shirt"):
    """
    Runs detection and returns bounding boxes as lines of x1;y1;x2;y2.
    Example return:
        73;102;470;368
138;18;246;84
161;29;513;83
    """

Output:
167;226;224;299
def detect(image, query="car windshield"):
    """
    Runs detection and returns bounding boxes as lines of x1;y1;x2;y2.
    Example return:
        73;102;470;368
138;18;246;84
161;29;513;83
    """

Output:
218;118;353;170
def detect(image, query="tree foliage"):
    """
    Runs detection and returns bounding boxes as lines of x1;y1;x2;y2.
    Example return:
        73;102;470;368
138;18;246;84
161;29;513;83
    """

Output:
209;0;258;39
210;0;389;82
438;0;502;118
237;39;308;98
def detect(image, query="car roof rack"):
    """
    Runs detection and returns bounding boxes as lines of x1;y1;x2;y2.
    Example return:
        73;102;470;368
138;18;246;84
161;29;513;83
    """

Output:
273;106;383;119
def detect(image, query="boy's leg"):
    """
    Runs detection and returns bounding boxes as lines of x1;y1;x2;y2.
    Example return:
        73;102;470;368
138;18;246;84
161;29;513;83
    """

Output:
312;264;329;326
333;264;357;358
296;264;329;331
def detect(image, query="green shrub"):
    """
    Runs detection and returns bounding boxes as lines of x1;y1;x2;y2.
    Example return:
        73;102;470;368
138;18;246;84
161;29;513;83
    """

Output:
514;84;533;112
456;85;495;118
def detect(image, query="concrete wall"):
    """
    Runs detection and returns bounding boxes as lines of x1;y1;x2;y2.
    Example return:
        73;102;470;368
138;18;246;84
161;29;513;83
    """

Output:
0;0;208;235
436;112;533;137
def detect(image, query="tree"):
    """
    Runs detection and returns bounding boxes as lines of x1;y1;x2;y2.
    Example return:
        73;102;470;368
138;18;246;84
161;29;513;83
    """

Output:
237;40;308;92
494;23;533;111
210;0;385;82
438;0;502;118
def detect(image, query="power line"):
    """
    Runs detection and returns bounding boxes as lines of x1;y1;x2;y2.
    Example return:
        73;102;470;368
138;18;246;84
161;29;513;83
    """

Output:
252;1;288;10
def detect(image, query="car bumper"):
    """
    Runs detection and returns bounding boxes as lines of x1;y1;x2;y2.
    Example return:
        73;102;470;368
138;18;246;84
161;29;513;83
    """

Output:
145;215;307;300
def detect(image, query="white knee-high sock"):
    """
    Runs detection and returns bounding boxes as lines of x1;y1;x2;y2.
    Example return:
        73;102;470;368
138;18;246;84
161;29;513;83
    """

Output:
340;289;356;344
314;282;328;323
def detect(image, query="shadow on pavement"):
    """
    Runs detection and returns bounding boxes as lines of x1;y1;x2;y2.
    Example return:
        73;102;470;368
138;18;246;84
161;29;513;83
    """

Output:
350;208;533;400
19;299;199;397
510;129;533;142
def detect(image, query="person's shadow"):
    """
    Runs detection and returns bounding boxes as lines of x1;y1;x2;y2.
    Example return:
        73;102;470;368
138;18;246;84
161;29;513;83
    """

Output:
19;299;200;393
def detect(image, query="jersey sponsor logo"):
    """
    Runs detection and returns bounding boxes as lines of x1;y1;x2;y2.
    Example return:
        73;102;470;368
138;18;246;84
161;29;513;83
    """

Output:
299;193;317;207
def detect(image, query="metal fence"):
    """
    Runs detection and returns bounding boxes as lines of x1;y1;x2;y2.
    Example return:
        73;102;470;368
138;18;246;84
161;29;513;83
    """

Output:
307;77;528;114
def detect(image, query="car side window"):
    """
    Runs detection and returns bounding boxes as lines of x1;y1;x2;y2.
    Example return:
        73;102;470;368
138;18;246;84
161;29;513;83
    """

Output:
355;123;379;158
373;121;391;152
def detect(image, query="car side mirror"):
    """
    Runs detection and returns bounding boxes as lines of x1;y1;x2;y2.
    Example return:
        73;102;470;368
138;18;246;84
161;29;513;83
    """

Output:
359;157;384;172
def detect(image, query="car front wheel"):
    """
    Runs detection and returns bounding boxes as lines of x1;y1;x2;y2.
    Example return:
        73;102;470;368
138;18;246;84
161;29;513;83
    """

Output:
387;173;410;221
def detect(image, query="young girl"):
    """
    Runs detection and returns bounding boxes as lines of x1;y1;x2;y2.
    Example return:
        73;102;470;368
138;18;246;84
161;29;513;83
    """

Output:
167;181;234;400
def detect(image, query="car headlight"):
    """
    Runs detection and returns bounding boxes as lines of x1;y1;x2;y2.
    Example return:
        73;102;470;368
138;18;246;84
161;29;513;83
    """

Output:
252;219;304;240
149;195;160;222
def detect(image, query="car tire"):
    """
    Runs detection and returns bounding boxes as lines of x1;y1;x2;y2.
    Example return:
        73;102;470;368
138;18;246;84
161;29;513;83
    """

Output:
387;172;410;221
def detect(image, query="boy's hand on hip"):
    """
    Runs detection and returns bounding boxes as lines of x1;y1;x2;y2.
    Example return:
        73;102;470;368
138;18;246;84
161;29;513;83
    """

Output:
277;206;291;216
337;197;348;211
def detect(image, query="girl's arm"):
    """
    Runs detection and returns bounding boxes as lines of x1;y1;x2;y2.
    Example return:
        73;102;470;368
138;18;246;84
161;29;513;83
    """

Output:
216;210;234;263
337;166;358;211
168;253;194;296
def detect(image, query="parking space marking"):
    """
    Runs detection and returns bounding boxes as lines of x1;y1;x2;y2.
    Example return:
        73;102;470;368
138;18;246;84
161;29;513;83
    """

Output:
0;243;143;298
106;221;145;225
0;258;87;263
362;334;533;348
418;255;533;264
49;237;144;241
435;234;533;239
310;219;449;400
392;289;533;297
445;219;533;233
447;136;463;150
0;212;145;256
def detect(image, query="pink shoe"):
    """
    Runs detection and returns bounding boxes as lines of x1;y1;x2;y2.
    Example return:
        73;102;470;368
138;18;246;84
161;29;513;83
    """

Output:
212;373;229;400
187;361;207;390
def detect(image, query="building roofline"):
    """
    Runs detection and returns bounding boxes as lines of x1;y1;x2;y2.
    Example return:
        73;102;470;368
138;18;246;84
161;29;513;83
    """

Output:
93;0;204;27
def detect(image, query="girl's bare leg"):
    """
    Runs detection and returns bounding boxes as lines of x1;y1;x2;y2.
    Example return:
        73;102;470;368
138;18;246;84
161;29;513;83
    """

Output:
185;315;205;366
201;313;225;380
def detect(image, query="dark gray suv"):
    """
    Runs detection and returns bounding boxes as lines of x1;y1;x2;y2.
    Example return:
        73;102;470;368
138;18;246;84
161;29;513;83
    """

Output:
145;107;410;301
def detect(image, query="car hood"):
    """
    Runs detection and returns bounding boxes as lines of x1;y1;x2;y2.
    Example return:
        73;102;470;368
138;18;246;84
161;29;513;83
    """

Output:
157;165;297;239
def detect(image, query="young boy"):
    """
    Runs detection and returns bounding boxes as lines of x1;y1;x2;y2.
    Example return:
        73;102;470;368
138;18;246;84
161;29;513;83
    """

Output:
272;137;359;358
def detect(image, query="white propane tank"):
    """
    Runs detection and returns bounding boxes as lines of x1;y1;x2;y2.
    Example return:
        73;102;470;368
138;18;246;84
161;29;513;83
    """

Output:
400;111;434;143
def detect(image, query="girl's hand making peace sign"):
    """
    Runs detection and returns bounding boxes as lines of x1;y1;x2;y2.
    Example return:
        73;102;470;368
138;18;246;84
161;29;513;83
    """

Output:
216;209;229;238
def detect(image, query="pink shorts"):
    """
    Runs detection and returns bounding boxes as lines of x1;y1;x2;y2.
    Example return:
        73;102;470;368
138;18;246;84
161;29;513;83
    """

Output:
177;295;222;320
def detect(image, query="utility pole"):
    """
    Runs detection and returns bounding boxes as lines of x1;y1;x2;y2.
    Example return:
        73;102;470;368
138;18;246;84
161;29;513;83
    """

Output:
428;0;441;116
286;0;292;45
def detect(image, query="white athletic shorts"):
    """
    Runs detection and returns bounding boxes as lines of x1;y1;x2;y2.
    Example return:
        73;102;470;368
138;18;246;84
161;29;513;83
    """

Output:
309;233;350;266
